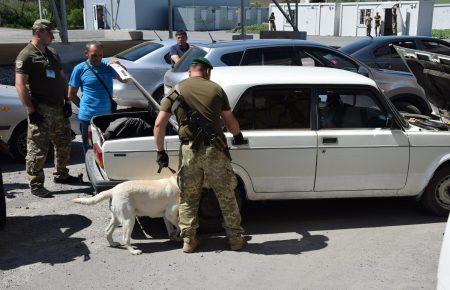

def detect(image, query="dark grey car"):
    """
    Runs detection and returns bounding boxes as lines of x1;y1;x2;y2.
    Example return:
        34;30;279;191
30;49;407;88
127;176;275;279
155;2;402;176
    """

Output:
340;36;450;72
164;39;432;114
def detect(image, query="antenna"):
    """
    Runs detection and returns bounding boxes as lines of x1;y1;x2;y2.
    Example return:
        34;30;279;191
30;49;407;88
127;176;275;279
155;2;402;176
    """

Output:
154;30;163;41
208;31;216;43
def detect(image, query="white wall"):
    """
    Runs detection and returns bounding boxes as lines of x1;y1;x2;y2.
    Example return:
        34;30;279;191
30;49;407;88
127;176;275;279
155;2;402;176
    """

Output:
433;4;450;30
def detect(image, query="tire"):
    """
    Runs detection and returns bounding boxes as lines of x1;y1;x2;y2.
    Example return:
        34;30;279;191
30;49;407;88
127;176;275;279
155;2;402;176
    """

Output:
9;121;27;162
394;101;422;115
421;166;450;216
0;167;6;231
198;184;245;233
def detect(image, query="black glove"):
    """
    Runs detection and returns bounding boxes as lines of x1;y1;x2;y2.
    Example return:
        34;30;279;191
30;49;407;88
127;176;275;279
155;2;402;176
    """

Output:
232;132;248;145
157;150;169;173
64;101;72;118
28;111;44;125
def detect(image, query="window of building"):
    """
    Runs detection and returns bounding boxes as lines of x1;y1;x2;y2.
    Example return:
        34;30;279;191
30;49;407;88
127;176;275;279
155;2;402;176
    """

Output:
318;88;387;129
359;9;373;25
234;87;311;130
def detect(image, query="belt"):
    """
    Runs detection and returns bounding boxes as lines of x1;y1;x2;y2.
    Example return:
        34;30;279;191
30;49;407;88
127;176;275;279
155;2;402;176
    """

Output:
181;139;211;146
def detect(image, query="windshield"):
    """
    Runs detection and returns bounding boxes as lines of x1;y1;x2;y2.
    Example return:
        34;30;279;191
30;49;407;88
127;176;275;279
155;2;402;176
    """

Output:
173;46;207;72
115;42;163;61
339;39;373;54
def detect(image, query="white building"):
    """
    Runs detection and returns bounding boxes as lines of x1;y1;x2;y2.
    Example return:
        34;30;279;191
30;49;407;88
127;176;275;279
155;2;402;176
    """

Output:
269;0;435;37
433;4;450;30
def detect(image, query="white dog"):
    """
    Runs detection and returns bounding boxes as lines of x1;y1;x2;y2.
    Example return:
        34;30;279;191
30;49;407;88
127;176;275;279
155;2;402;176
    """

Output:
73;176;180;255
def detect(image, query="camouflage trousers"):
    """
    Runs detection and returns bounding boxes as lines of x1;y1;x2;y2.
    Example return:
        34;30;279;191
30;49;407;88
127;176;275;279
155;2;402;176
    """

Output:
178;144;244;243
26;104;73;190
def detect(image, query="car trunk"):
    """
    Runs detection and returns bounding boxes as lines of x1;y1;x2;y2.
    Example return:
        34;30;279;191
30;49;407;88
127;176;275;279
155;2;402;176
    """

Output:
396;46;450;119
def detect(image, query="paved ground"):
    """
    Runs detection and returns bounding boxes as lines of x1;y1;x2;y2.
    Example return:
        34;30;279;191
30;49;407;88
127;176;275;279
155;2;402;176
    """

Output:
0;137;447;289
0;27;364;47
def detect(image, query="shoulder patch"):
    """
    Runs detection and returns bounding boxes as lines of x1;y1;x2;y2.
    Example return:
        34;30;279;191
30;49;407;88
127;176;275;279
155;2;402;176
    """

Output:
16;60;23;69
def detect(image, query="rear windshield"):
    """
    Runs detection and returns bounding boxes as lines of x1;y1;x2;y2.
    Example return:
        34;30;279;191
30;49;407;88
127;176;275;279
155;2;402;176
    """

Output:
173;46;207;72
339;39;373;55
115;42;163;61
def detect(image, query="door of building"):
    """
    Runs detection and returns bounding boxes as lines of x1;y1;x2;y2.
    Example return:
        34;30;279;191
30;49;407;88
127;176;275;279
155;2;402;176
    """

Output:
93;4;105;30
383;9;393;36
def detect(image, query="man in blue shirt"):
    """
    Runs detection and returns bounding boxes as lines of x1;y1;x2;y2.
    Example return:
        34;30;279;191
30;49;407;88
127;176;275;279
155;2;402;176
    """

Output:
170;30;190;64
68;41;127;153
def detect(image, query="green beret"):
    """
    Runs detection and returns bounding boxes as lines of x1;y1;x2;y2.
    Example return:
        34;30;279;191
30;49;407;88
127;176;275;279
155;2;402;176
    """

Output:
32;19;55;31
190;57;213;69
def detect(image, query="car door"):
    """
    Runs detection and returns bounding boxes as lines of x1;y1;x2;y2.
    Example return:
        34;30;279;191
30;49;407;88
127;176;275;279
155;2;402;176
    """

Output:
230;85;317;193
314;87;409;191
372;40;417;71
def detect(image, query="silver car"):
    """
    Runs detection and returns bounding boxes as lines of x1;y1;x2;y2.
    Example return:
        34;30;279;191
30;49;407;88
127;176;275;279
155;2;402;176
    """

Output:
113;40;206;108
164;39;432;115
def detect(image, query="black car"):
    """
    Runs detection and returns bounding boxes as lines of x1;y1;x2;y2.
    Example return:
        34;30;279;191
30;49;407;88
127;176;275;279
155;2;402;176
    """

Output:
340;36;450;72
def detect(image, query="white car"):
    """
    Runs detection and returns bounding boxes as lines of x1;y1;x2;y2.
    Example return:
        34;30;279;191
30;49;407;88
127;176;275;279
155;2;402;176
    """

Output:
86;66;450;224
438;215;450;290
0;85;81;161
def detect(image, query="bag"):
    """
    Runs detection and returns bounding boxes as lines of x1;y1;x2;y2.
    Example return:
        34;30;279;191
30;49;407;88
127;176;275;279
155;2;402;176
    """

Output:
103;117;152;140
85;61;118;113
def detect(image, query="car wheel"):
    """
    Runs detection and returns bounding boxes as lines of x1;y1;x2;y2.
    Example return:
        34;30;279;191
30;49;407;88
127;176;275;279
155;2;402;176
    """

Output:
9;122;27;162
199;184;245;233
394;101;422;115
421;166;450;216
0;167;6;230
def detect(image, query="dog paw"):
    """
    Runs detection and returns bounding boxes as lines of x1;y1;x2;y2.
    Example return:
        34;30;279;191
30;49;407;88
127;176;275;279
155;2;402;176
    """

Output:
109;242;121;248
130;249;142;255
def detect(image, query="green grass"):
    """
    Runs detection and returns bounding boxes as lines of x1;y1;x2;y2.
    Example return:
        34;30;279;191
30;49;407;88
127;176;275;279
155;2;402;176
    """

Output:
229;23;269;34
432;29;450;39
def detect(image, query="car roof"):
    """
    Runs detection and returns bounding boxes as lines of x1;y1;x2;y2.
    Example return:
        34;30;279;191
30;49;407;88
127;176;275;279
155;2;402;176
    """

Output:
210;66;377;90
198;39;326;49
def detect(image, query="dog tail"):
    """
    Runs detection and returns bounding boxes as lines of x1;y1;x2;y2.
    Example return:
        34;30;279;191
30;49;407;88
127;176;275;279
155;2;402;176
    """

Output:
73;188;114;205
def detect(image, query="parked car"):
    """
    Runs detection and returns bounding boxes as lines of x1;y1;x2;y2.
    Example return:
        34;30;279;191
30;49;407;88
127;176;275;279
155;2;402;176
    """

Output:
164;39;432;115
339;36;450;72
86;66;450;229
0;85;81;161
0;138;7;230
438;214;450;290
113;39;206;108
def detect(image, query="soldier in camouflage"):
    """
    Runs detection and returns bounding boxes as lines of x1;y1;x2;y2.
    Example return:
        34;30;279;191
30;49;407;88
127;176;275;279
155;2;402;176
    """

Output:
154;57;246;253
15;19;80;198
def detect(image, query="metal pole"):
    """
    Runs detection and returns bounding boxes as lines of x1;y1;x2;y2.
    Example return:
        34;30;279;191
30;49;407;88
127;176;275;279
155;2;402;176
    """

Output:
295;0;298;31
241;0;245;37
50;0;67;43
60;0;68;43
38;0;43;19
110;0;114;30
271;0;298;31
168;0;173;39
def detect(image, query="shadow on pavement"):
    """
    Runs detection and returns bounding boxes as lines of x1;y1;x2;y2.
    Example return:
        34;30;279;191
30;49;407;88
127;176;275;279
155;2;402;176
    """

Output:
0;214;92;270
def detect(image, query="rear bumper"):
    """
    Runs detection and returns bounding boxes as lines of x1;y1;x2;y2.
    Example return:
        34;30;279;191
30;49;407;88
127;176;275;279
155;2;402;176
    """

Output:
85;150;122;193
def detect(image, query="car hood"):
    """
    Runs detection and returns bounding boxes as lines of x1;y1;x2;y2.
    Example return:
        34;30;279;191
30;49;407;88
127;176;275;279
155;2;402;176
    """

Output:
0;85;19;100
395;46;450;117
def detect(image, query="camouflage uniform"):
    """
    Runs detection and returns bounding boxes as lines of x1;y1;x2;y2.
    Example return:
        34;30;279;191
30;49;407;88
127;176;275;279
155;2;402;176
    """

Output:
178;143;243;243
26;104;73;190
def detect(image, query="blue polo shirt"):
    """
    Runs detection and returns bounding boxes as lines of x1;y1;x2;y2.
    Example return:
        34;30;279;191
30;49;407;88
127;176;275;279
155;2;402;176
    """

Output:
69;59;118;121
170;43;190;59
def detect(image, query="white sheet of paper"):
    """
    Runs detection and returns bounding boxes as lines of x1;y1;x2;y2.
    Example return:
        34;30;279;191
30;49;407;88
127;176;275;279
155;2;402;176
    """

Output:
110;63;131;80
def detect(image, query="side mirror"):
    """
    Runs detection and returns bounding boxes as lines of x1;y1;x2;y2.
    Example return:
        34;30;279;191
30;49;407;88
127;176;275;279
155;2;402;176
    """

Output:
357;66;370;77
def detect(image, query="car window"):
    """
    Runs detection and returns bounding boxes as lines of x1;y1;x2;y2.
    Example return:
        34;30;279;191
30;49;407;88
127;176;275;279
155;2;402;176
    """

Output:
296;49;320;67
373;41;416;58
115;42;163;61
234;87;311;130
241;47;297;66
304;48;359;72
220;51;244;65
173;46;207;72
421;41;450;56
318;88;387;129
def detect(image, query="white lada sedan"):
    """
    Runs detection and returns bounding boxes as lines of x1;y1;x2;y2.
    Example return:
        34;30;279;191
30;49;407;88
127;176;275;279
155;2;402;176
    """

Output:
86;66;450;220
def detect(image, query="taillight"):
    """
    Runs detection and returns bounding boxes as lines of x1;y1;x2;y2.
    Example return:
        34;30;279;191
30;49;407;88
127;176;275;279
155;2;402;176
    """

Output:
93;143;104;169
87;125;92;146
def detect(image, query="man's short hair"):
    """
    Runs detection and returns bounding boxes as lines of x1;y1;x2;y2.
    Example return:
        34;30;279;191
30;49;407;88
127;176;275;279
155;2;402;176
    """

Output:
175;30;187;37
85;41;103;52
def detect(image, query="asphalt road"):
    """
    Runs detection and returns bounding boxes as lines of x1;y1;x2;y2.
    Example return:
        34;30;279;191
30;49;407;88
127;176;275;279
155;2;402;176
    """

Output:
0;137;447;289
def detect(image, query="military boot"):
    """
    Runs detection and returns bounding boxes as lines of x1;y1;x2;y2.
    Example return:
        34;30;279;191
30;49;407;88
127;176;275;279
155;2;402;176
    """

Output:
230;236;245;251
182;238;199;253
54;174;82;184
31;187;52;198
